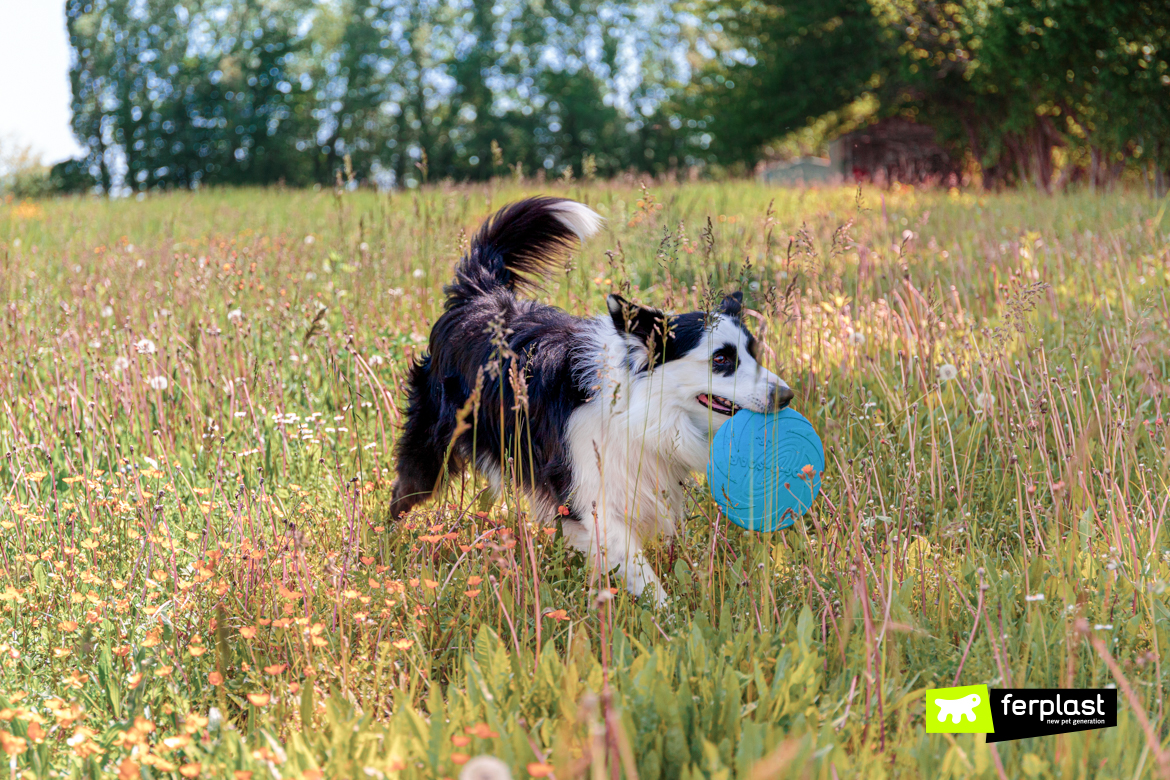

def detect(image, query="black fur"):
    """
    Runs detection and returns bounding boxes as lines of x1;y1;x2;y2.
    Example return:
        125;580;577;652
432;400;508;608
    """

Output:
389;197;764;523
719;291;743;316
711;343;739;376
718;292;759;361
607;294;706;371
389;198;593;519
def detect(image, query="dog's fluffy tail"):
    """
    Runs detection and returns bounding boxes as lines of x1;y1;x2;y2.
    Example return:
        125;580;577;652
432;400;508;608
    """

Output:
449;197;602;299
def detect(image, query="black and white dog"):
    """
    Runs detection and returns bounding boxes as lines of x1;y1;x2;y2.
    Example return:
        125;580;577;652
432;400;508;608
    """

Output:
389;197;792;603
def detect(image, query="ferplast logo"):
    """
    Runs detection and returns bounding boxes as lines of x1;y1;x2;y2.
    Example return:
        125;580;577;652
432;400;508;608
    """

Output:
924;684;995;734
924;686;1118;741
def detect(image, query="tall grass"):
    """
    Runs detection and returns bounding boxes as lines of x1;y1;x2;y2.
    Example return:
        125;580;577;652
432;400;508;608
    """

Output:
0;181;1167;779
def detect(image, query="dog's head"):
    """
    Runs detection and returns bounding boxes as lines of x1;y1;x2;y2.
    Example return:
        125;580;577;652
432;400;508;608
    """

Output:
606;292;793;434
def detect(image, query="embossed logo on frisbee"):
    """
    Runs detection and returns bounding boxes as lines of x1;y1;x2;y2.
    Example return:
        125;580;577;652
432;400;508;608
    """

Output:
707;408;824;532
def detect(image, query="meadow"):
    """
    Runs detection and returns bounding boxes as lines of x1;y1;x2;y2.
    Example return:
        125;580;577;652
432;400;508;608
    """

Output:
0;179;1168;779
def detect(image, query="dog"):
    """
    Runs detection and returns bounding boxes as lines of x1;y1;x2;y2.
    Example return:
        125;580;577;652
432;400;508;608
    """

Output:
389;197;792;604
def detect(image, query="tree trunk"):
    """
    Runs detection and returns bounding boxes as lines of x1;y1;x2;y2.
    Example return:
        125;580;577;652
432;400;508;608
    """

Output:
960;114;989;191
1033;126;1052;195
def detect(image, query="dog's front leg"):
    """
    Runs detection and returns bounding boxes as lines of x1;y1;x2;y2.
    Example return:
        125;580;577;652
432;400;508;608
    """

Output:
563;510;667;607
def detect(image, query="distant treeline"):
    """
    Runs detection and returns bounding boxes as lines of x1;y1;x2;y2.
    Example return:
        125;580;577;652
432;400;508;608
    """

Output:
50;0;1169;194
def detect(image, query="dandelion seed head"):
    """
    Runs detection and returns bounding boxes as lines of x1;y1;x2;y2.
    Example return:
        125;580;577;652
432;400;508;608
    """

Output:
937;363;958;382
459;755;512;780
412;268;425;279
849;331;866;346
975;391;995;412
227;309;243;323
304;235;315;245
113;356;130;374
135;338;157;355
147;376;169;391
101;305;114;318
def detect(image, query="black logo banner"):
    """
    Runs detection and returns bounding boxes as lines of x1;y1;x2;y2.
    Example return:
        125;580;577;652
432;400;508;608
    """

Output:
987;689;1117;743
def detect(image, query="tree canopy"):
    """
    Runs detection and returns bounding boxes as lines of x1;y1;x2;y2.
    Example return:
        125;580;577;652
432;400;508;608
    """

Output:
51;0;1170;193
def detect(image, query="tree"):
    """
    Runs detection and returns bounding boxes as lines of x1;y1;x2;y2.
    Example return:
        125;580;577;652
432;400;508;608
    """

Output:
58;0;702;190
65;0;318;192
699;0;891;165
869;0;1170;191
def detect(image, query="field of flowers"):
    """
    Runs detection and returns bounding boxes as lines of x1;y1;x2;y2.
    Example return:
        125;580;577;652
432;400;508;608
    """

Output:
0;181;1167;779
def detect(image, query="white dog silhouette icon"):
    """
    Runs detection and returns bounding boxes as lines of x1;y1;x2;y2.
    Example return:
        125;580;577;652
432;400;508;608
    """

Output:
935;693;981;723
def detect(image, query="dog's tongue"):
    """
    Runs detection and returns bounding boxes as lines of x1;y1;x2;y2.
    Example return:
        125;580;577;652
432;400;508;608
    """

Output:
700;393;733;413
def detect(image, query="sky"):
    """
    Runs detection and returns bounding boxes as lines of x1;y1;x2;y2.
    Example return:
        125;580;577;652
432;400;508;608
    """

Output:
0;0;85;166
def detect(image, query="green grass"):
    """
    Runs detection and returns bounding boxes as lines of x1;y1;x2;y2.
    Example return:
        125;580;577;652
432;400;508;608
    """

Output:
0;180;1168;779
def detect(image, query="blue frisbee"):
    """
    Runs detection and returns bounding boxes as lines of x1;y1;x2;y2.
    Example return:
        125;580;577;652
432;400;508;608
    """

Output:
706;408;824;532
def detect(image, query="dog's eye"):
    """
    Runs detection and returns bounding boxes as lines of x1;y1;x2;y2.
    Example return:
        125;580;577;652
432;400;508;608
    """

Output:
712;344;738;372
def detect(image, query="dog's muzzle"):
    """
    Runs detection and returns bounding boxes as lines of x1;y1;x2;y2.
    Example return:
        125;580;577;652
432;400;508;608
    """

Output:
769;384;795;411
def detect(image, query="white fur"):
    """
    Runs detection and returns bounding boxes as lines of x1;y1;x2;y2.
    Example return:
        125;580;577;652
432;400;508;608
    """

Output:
549;201;604;241
560;314;787;605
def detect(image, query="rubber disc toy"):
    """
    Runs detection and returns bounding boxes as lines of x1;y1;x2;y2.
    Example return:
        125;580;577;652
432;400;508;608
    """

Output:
706;407;825;532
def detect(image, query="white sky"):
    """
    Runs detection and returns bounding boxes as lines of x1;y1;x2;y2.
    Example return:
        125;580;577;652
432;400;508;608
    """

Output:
0;0;86;165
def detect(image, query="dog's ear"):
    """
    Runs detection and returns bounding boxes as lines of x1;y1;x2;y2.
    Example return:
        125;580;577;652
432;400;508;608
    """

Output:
608;294;669;346
719;291;743;317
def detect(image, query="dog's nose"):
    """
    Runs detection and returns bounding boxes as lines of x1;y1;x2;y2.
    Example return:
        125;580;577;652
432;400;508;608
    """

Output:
770;384;795;410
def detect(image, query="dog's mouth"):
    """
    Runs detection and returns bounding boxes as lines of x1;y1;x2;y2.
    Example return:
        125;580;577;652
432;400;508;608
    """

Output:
697;393;742;416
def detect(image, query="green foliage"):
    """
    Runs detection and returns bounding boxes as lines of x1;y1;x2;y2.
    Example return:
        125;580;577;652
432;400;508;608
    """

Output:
66;0;316;191
0;136;52;197
52;0;1170;191
870;0;1170;190
700;0;890;163
701;0;1170;190
60;0;703;192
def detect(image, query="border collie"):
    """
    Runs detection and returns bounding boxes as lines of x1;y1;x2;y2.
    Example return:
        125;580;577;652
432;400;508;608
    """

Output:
389;197;792;604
